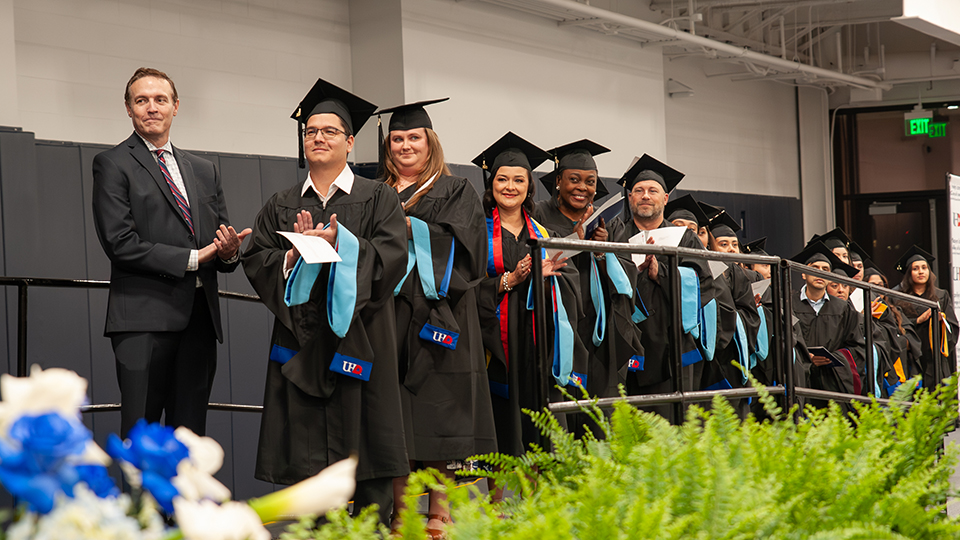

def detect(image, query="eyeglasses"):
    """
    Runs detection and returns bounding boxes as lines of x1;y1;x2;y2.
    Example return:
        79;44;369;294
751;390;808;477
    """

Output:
304;127;348;140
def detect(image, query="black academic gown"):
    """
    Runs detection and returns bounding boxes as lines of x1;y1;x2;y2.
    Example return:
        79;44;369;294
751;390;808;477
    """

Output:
861;296;921;397
701;263;761;418
613;216;715;423
478;215;588;457
891;286;959;389
394;175;498;461
242;175;409;484
533;198;643;401
793;288;865;406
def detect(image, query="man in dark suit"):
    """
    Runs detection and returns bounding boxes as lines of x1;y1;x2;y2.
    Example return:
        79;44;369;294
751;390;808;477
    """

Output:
92;67;250;437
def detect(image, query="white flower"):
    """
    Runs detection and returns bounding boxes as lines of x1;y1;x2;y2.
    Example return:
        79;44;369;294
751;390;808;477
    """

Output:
172;460;231;502
174;499;269;540
171;426;231;502
0;366;88;433
249;456;357;520
9;484;163;540
174;426;224;475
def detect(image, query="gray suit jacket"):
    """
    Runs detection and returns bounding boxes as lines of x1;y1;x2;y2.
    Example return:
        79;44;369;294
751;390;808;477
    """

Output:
92;132;238;341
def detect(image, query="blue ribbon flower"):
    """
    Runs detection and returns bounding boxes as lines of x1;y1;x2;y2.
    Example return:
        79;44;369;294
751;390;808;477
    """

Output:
106;420;189;513
0;412;97;513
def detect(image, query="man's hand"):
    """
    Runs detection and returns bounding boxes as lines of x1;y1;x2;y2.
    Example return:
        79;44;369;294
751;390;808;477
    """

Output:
637;237;659;282
213;225;252;260
810;353;831;367
198;242;218;264
286;209;314;269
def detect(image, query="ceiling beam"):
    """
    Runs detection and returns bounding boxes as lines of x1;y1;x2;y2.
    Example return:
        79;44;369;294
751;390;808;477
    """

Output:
528;0;891;89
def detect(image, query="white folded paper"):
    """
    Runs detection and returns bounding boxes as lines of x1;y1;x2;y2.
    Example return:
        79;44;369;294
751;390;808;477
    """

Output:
544;232;582;260
278;231;342;264
752;278;771;298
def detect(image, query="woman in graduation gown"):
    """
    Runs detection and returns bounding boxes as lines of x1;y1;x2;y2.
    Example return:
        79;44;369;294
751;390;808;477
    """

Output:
532;141;642;428
890;246;959;389
241;79;408;525
375;99;497;536
474;132;587;462
865;267;923;396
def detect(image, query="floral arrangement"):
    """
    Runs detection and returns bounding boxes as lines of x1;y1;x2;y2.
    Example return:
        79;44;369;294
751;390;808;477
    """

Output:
0;366;357;540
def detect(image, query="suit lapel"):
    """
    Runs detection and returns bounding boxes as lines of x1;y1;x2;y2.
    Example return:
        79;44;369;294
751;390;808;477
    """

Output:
175;147;201;247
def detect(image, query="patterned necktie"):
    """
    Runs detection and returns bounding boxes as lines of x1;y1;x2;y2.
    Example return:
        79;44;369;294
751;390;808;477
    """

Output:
156;150;194;235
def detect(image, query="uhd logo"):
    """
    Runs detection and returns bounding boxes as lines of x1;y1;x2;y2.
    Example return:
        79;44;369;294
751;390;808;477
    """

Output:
330;353;371;381
420;323;458;350
954;212;960;227
432;331;454;345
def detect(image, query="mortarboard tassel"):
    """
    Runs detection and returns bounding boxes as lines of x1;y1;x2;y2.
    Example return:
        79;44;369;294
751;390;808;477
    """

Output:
297;116;305;169
377;114;385;180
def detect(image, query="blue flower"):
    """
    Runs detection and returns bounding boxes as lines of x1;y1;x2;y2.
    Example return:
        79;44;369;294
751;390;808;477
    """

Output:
0;413;93;514
76;464;119;498
106;420;188;479
106;420;189;513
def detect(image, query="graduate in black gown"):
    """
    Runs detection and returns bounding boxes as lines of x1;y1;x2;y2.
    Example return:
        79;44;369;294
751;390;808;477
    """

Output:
374;98;496;536
700;210;762;417
474;132;587;470
789;242;864;408
241;79;408;525
890;246;959;389
608;155;717;423
864;267;923;396
532;140;642;434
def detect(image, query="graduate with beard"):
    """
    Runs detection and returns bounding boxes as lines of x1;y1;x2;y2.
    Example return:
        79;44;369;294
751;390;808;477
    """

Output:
532;141;642;421
608;155;718;423
241;78;408;525
790;241;864;408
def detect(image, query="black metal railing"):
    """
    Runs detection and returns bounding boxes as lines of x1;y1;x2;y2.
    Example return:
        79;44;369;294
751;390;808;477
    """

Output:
0;277;265;414
527;237;942;415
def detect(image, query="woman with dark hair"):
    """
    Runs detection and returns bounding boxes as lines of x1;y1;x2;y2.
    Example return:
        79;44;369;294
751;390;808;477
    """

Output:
532;141;641;435
890;246;958;388
473;133;586;471
376;99;497;538
864;266;922;396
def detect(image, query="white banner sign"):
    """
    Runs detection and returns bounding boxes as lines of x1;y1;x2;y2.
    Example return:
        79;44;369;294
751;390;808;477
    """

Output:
948;174;960;324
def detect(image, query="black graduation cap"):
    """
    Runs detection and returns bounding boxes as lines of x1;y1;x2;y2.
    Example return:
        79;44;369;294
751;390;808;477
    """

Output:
539;139;611;197
894;244;935;274
665;194;709;227
863;266;886;284
742;237;768;256
375;97;449;132
807;228;851;252
790;241;858;278
697;201;723;223
708;210;741;239
292;78;377;168
615;154;684;193
471;132;550;186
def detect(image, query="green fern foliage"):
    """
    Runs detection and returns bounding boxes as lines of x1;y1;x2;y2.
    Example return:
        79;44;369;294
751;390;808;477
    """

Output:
295;376;960;539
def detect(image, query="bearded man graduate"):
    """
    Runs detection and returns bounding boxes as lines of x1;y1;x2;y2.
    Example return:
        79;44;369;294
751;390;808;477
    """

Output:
609;155;717;423
241;79;408;525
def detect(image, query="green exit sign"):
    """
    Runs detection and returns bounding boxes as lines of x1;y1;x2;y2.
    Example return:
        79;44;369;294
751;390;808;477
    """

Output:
907;117;930;136
929;122;947;138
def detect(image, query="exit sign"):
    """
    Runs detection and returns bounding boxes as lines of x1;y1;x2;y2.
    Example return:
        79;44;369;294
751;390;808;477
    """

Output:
929;122;947;138
907;117;929;136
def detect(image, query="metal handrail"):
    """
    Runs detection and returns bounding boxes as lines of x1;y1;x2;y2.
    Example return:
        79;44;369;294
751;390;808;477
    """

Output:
527;236;944;414
0;276;264;413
